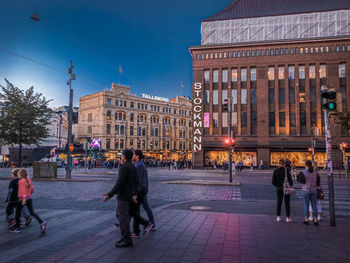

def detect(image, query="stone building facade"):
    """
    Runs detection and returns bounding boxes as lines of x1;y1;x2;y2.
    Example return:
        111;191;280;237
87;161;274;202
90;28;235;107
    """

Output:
77;83;192;160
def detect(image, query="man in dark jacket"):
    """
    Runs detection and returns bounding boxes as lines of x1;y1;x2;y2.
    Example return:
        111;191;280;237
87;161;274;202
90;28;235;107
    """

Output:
104;149;138;248
130;150;154;237
272;159;294;223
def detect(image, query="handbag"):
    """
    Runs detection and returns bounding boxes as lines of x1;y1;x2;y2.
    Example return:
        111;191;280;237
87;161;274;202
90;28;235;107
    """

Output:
317;188;324;200
283;167;295;195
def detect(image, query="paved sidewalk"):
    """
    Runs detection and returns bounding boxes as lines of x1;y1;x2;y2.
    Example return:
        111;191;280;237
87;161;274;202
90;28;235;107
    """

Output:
2;204;349;263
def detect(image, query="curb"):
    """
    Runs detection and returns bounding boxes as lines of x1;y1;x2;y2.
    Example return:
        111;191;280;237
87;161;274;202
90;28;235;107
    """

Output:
163;179;241;186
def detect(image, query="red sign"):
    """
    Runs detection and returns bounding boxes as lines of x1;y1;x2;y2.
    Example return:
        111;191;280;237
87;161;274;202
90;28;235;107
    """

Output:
69;144;74;152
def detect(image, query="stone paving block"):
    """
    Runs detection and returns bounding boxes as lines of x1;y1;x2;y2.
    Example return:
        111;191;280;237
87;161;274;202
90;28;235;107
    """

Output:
181;252;202;261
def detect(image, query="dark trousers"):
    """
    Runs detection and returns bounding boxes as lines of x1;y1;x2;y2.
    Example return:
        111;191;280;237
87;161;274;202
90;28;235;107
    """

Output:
139;193;155;226
15;199;43;228
118;200;132;243
276;190;291;217
129;196;149;234
6;202;17;218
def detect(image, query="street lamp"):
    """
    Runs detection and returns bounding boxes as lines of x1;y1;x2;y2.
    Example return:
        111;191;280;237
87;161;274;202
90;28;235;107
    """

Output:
30;13;75;179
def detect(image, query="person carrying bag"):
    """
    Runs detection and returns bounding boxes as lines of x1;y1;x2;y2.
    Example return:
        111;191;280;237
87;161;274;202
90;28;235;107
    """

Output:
272;159;294;223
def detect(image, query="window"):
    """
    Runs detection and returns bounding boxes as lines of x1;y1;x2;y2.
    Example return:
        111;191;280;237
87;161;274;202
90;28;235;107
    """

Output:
289;88;295;103
275;48;279;55
241;89;247;104
213;90;218;105
204;90;209;104
339;64;346;78
106;111;111;120
309;65;316;79
119;112;122;120
268;67;274;80
269;112;275;129
279;112;285;127
213;70;219;83
231;69;238;82
88;113;92;122
213;113;219;127
115;125;119;135
130;113;134;122
320;65;326;78
232;51;236;57
106;139;110;149
280;48;283;55
120;125;125;135
115;100;119;106
130;126;134;136
251;50;255;56
222;69;228;83
290;48;293;54
269;88;274;104
278;67;284;80
124;101;127;107
242;50;245;57
241;112;247;127
232;90;237;104
120;139;124;149
222;90;228;104
299;66;305;79
106;98;112;105
241;68;247;81
279;88;285;104
115;140;119;149
88;126;92;134
290;112;296;127
288;66;294;80
204;70;210;83
270;49;274;55
106;124;111;134
256;50;260;56
237;51;240;57
285;48;289;55
251;68;256;81
250;89;256;104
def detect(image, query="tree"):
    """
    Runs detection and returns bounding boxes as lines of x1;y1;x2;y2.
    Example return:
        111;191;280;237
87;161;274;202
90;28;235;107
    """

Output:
0;79;52;167
335;110;350;130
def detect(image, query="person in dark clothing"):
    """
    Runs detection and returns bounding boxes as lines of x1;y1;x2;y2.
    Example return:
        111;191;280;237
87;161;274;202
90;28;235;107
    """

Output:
131;150;154;237
104;149;138;248
272;159;294;223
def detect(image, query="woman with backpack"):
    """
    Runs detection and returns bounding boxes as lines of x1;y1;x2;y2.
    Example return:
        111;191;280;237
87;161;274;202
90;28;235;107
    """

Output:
297;160;321;226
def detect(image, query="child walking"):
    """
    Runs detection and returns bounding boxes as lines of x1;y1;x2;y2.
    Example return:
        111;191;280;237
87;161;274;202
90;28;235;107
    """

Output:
11;168;46;233
5;168;32;229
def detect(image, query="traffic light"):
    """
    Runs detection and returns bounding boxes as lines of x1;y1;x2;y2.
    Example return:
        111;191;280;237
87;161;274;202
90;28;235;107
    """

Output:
225;137;236;147
321;89;337;111
340;142;348;151
223;99;228;111
308;147;312;152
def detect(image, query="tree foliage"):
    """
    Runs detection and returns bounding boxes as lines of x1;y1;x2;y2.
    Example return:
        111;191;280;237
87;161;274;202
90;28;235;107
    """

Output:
0;79;52;165
335;110;350;129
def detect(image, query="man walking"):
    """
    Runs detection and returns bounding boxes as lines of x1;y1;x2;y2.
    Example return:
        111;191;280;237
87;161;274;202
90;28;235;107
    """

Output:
133;150;155;232
104;149;138;248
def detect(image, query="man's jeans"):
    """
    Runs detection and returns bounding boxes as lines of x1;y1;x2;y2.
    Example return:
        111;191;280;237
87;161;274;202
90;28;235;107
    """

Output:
302;190;318;218
140;193;155;226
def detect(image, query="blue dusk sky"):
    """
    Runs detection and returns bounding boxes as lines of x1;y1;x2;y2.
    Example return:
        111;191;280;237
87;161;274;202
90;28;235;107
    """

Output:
0;0;231;107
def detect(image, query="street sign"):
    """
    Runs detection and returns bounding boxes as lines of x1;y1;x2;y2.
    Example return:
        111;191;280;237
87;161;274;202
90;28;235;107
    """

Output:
69;144;74;152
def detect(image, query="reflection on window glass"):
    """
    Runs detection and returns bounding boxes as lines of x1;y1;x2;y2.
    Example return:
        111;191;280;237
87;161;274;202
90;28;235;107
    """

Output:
231;69;238;82
204;70;210;83
222;69;228;83
278;67;284;80
213;90;218;105
241;89;247;104
241;68;247;81
222;90;228;103
339;64;346;78
251;89;256;104
204;90;209;104
251;68;256;81
299;66;305;79
288;66;294;79
232;90;237;104
319;65;326;78
241;112;247;127
213;70;219;83
268;67;274;80
309;65;316;79
213;113;219;127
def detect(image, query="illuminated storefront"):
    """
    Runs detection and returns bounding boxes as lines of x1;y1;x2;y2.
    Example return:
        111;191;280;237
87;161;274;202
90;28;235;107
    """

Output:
205;151;257;166
270;152;326;167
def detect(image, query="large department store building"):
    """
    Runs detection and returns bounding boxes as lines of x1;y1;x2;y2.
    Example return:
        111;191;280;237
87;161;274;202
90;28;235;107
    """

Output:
189;0;350;168
77;83;192;160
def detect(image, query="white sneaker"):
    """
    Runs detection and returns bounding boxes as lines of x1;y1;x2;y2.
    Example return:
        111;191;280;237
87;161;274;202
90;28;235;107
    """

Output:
317;216;321;222
308;216;313;222
286;217;293;223
276;216;281;222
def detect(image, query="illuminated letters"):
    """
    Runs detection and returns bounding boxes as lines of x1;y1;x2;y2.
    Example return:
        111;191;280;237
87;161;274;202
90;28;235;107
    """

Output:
193;82;202;152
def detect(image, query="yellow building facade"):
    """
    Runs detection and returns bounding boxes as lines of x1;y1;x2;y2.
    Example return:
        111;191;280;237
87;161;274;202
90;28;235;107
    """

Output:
77;83;192;161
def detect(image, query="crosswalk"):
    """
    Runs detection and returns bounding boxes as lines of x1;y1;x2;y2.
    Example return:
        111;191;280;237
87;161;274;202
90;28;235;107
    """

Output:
294;185;350;218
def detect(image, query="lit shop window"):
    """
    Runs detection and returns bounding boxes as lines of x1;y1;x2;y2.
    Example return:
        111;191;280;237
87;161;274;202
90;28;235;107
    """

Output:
309;65;316;79
278;67;284;80
268;67;274;80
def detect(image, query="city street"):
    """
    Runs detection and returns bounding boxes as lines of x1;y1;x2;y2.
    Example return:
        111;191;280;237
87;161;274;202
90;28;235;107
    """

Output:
1;168;350;262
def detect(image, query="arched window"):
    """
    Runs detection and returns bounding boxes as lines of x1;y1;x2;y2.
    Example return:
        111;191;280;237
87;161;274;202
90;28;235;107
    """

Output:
123;113;126;121
120;125;125;135
115;113;118;120
119;112;122;120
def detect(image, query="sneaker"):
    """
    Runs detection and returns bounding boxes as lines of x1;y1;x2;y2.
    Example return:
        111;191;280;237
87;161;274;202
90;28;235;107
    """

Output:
131;232;141;238
150;225;156;231
143;223;154;234
276;216;281;222
286;217;293;223
313;222;319;226
25;216;32;226
303;221;309;225
317;216;321;222
40;222;47;233
10;227;21;233
308;216;313;222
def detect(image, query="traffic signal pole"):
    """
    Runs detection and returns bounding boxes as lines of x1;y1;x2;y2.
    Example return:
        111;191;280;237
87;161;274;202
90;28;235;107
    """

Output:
228;97;233;183
323;102;336;227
